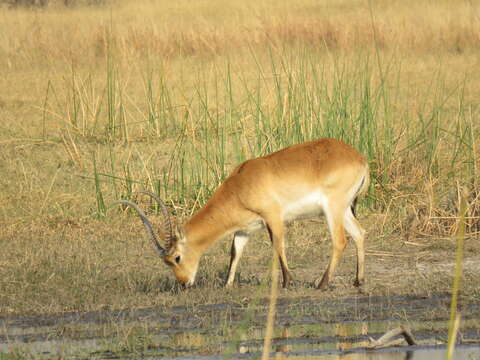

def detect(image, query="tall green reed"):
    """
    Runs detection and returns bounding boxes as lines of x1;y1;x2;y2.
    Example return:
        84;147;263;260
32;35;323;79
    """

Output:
72;44;477;221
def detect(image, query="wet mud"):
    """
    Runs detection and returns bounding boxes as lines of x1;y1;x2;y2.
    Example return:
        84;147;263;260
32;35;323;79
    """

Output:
1;294;479;359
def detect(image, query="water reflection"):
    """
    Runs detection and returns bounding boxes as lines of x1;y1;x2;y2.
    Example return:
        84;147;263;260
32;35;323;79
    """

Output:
275;326;291;353
2;297;480;360
2;325;479;360
307;347;479;360
172;332;205;348
335;322;369;351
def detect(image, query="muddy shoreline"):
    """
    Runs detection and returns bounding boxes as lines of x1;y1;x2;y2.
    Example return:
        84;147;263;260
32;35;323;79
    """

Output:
2;294;480;359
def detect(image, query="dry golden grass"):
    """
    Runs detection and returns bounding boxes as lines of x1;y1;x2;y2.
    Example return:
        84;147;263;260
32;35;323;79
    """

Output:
1;0;480;67
1;0;480;317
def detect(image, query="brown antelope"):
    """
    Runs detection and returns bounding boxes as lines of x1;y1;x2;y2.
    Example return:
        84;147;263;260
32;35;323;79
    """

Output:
115;138;369;289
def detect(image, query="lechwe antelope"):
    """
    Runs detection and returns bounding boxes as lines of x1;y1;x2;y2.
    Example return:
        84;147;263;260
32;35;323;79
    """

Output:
115;138;370;289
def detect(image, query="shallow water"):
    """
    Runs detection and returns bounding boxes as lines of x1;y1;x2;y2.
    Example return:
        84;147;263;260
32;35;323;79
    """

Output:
1;295;479;359
271;346;480;360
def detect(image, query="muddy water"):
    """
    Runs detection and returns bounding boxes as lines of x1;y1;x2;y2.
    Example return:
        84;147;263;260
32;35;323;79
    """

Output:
1;295;479;359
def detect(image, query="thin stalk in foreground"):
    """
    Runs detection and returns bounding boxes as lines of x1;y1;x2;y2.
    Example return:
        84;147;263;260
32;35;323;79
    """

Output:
93;153;107;218
42;80;52;141
261;250;279;360
39;166;61;216
446;187;467;360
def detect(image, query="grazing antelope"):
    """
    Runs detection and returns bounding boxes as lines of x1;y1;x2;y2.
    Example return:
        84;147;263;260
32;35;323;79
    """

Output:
115;138;369;289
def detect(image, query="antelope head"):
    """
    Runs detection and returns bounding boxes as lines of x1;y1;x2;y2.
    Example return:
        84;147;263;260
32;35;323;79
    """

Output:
115;190;199;287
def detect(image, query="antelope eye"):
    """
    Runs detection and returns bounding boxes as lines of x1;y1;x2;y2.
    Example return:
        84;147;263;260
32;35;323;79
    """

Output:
175;255;181;264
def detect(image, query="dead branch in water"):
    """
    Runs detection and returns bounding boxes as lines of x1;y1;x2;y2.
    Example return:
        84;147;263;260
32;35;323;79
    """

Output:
367;326;417;349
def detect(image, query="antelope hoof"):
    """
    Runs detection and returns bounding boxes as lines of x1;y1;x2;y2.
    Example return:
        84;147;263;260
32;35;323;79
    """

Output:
316;273;335;290
317;283;335;291
282;271;294;288
282;278;293;288
353;279;364;287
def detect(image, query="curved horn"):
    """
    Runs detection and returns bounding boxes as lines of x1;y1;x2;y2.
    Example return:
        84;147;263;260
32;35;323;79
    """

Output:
133;190;175;245
113;200;166;257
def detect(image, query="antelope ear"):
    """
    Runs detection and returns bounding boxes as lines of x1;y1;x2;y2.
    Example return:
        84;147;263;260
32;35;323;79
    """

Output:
174;226;186;245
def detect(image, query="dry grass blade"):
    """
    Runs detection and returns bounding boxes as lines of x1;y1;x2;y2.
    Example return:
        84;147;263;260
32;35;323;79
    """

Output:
261;251;279;360
446;185;468;360
447;314;462;360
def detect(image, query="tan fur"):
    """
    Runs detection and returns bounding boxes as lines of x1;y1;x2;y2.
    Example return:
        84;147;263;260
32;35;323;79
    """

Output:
163;138;369;289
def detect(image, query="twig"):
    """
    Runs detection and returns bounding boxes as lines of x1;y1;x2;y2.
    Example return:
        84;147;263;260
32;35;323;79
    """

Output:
366;251;410;257
461;338;480;344
404;241;430;247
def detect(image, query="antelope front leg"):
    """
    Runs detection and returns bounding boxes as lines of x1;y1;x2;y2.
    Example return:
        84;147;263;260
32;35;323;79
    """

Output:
225;232;249;287
264;215;294;288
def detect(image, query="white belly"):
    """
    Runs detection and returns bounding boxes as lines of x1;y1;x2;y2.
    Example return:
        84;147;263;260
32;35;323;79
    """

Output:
241;191;327;234
283;191;327;221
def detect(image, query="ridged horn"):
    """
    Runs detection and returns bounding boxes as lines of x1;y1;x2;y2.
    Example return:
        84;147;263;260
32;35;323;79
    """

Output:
133;190;175;247
113;200;166;257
